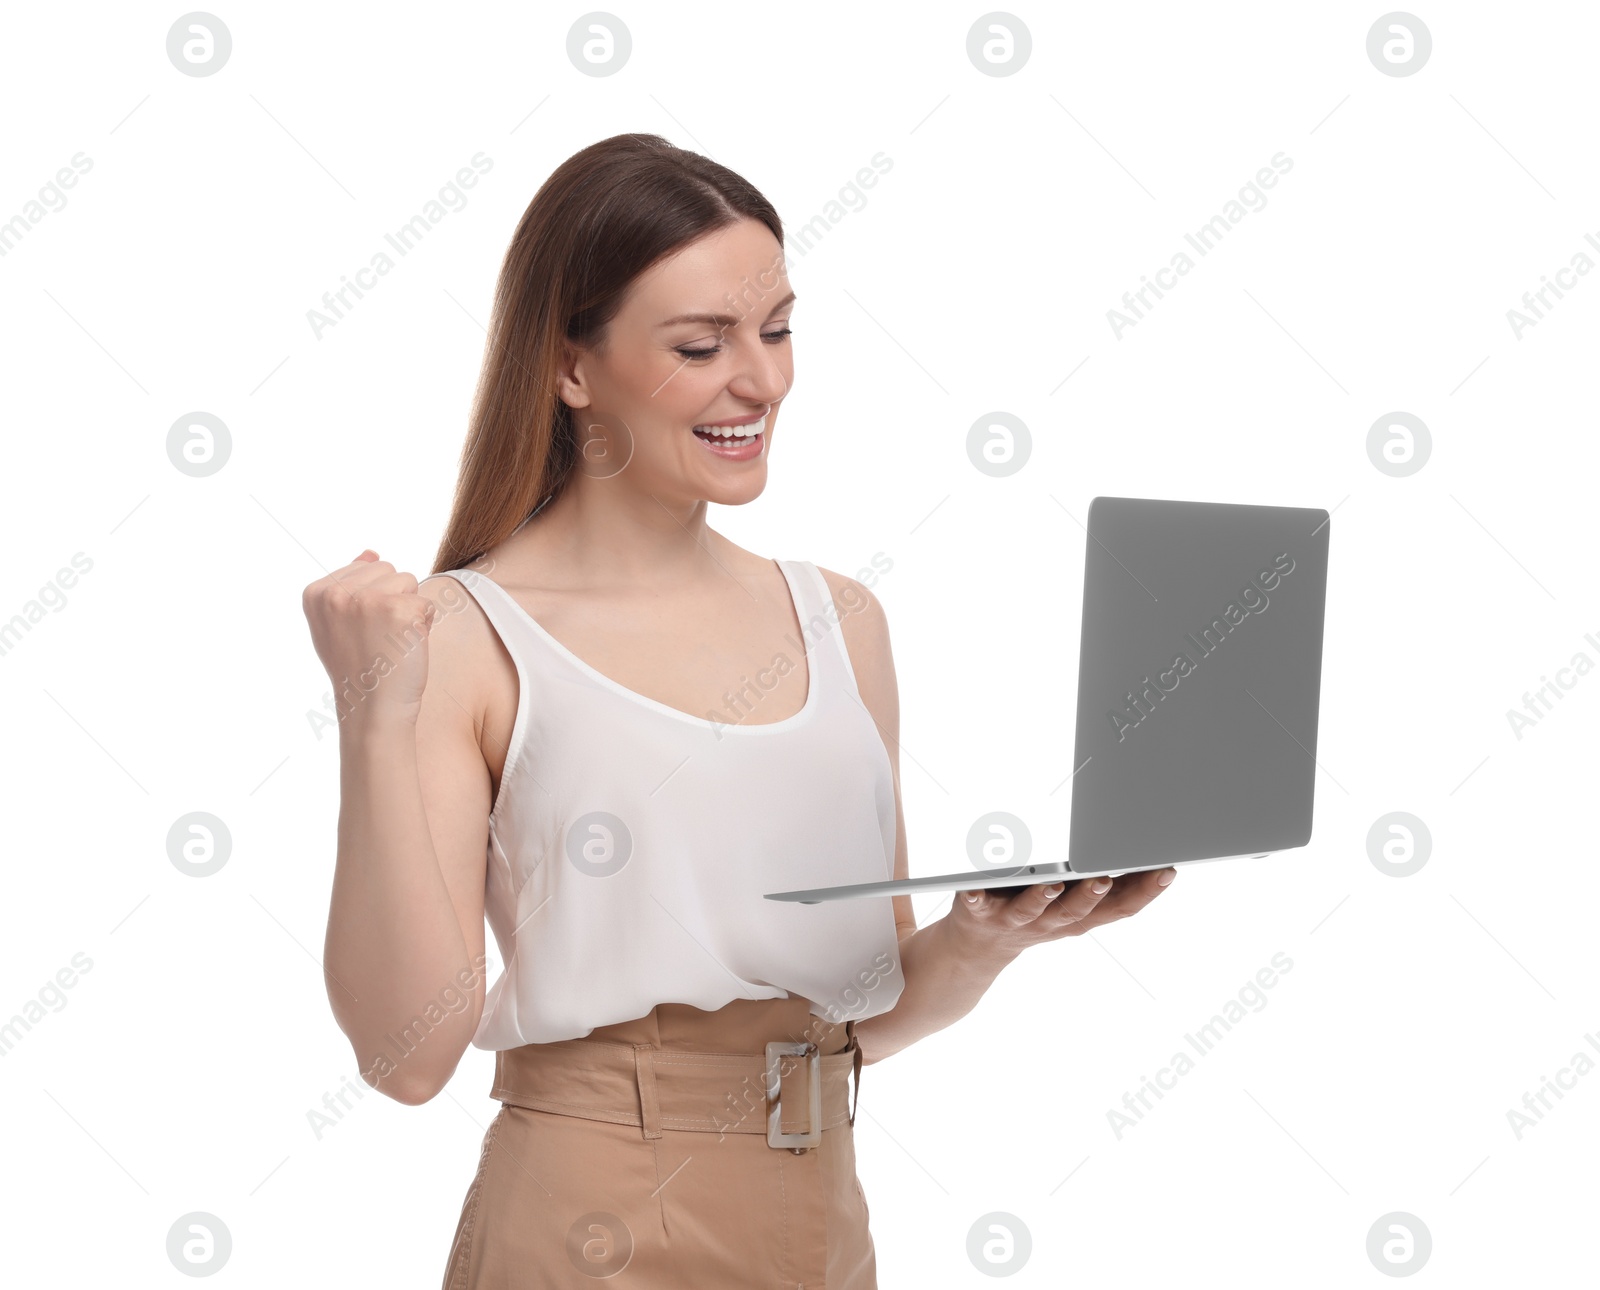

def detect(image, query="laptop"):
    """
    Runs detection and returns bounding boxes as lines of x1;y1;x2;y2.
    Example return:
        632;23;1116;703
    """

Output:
765;495;1331;904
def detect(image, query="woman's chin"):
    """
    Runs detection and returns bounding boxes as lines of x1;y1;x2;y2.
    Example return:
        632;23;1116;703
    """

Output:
700;474;768;507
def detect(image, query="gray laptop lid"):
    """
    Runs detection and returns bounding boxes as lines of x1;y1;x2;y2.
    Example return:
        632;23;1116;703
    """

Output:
1067;496;1330;876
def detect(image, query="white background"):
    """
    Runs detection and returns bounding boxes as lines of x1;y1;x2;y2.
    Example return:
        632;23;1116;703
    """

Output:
2;1;1596;1285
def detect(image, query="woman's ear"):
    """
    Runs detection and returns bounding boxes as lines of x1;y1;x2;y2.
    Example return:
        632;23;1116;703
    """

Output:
554;339;591;410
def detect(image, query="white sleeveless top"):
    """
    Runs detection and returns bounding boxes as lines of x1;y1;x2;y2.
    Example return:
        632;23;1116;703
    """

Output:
426;559;905;1047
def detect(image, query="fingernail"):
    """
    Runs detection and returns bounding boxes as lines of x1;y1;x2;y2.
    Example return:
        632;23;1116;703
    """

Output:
1158;870;1176;886
964;891;982;904
1092;878;1112;893
1043;883;1064;896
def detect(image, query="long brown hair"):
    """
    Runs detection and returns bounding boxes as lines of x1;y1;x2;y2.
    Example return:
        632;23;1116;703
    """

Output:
431;133;784;574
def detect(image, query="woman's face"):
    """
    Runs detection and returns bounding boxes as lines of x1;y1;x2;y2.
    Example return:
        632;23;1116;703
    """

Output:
556;217;794;509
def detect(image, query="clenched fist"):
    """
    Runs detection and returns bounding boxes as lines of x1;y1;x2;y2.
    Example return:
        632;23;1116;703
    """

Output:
302;550;437;729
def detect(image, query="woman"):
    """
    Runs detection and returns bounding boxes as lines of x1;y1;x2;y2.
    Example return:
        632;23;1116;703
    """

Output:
302;133;1176;1288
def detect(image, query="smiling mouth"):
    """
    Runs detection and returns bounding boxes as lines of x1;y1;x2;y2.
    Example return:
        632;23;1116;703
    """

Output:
691;414;766;447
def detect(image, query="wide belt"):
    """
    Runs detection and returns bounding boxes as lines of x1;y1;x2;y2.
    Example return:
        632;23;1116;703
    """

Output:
491;1028;864;1153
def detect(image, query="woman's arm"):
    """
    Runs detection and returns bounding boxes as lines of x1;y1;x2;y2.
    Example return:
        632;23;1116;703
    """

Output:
855;905;1018;1064
306;556;497;1104
823;568;1175;1065
857;875;1171;1063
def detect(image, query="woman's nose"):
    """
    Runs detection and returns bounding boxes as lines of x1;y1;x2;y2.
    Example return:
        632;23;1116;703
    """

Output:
729;340;791;404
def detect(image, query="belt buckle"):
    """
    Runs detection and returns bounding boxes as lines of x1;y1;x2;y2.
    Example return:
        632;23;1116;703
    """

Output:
765;1041;821;1152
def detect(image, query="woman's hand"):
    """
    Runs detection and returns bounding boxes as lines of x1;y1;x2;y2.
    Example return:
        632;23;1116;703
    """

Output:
948;869;1177;959
854;870;1179;1064
302;550;437;728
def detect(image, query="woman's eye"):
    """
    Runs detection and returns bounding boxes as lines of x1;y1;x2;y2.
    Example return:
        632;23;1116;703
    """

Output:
674;328;793;361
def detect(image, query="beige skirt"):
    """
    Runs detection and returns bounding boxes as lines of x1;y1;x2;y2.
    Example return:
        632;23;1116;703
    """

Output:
441;997;877;1288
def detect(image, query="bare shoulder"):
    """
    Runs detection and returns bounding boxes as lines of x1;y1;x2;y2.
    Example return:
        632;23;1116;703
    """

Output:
815;565;896;699
815;564;888;630
413;573;501;722
815;563;913;940
416;572;488;654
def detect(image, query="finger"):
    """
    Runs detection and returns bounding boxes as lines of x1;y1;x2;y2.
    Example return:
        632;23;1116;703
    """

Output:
336;550;382;579
1004;878;1084;925
336;560;412;599
957;884;1030;914
330;554;392;590
1090;868;1177;920
962;880;1066;916
1004;876;1109;927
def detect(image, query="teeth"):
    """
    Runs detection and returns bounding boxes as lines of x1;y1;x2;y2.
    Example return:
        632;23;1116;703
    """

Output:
693;416;766;438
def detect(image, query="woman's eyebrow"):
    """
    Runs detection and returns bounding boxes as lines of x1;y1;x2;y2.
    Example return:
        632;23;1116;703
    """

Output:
657;290;797;329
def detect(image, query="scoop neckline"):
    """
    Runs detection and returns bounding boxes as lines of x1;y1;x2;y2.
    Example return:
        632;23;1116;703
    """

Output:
464;558;818;734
